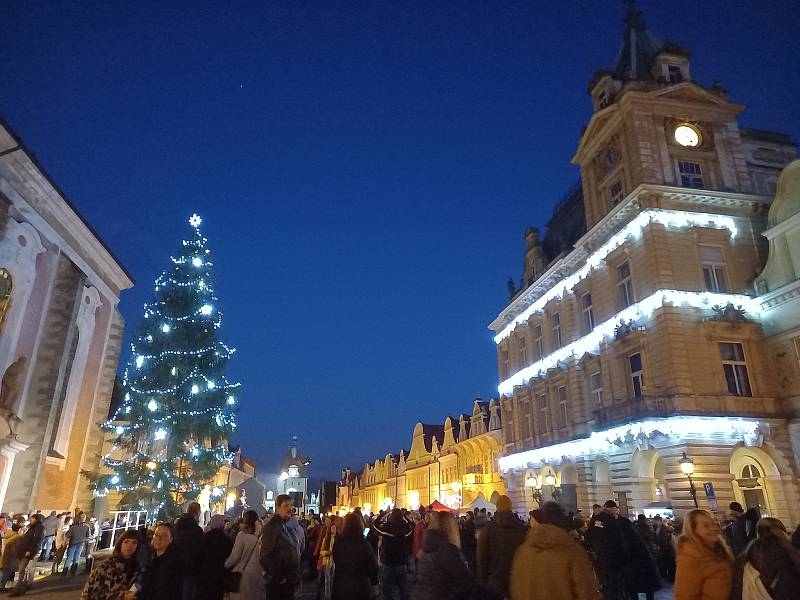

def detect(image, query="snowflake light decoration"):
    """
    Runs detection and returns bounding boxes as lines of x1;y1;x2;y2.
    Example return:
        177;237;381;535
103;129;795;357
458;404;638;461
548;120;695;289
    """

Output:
189;214;203;228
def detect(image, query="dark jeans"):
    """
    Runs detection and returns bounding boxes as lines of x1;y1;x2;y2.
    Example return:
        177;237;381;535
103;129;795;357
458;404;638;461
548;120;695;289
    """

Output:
381;564;409;600
266;581;295;600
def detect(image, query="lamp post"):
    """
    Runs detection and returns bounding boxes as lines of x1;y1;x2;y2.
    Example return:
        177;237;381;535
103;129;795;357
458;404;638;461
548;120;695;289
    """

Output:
680;451;699;508
525;476;542;508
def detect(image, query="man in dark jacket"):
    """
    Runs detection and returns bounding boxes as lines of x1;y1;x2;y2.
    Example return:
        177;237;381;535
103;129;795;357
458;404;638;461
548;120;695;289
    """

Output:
10;513;43;597
724;501;749;557
373;508;414;600
476;495;527;598
140;523;184;600
174;501;204;600
260;494;300;600
585;500;628;600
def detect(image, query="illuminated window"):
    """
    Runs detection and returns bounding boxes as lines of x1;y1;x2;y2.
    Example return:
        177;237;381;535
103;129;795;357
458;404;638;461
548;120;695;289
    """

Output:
629;353;644;398
618;262;634;309
610;181;624;206
719;342;752;397
582;293;595;333
590;372;603;407
288;465;300;478
0;269;12;333
552;313;562;350
699;245;728;292
678;161;704;188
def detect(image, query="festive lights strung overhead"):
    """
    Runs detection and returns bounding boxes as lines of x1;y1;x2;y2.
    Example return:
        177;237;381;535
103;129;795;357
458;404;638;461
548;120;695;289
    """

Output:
494;209;740;343
497;289;762;395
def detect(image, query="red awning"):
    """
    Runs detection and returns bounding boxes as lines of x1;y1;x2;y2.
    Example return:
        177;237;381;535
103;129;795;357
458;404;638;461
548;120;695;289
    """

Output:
428;500;457;513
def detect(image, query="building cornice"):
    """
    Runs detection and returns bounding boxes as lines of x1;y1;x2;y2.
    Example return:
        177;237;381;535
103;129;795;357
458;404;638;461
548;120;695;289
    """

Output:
758;279;800;311
761;210;800;240
489;184;770;337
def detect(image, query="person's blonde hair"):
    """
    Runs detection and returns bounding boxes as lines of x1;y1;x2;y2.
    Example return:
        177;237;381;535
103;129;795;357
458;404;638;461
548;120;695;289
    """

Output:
678;508;733;561
427;511;460;548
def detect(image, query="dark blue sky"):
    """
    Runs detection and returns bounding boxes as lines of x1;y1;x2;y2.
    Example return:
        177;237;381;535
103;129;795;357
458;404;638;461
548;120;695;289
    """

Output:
2;1;798;479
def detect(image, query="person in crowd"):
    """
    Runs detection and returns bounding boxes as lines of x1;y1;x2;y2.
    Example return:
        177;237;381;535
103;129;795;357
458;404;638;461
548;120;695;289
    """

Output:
139;523;183;600
743;509;761;546
731;516;800;600
315;515;340;600
39;511;58;561
373;508;413;600
510;501;600;600
52;515;72;574
259;494;300;600
331;512;379;600
197;515;233;600
620;513;662;600
459;511;477;573
725;502;750;557
62;512;91;577
174;502;204;600
84;516;100;574
476;495;527;598
223;510;262;600
0;522;21;591
228;518;243;543
674;508;733;600
585;500;628;600
10;513;44;596
412;507;427;566
413;511;501;600
284;508;305;558
304;515;321;580
80;530;139;600
652;515;676;582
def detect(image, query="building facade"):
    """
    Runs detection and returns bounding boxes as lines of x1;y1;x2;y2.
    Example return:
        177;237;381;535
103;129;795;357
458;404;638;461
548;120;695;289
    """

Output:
0;121;133;513
491;6;799;522
338;399;507;513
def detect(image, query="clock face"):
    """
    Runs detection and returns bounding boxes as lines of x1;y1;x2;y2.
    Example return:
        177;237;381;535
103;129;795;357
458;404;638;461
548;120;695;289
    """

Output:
674;124;700;147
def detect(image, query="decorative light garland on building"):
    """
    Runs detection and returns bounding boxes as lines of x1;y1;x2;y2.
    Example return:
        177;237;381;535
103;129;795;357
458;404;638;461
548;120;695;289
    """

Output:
497;416;760;471
494;209;739;344
497;289;762;395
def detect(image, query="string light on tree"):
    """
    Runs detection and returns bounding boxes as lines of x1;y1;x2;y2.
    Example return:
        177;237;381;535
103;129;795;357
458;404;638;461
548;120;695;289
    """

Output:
92;214;240;521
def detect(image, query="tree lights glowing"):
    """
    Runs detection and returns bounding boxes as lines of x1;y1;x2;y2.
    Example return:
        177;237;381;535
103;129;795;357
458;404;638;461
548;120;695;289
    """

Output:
93;215;240;520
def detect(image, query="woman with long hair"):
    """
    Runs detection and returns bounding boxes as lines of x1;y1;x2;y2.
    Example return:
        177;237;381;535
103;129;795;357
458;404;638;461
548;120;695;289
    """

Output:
732;517;800;600
413;511;501;600
80;531;139;600
315;516;337;600
224;510;263;600
331;512;378;600
674;509;733;600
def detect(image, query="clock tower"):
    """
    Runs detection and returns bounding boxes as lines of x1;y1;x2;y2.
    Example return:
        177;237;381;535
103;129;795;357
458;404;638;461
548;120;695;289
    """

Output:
572;1;794;230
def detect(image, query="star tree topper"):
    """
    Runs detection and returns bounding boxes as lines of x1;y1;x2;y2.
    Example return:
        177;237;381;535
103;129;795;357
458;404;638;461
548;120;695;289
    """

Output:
189;213;203;228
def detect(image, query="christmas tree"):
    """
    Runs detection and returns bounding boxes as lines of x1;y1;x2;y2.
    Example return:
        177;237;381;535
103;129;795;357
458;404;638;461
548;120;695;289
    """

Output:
95;214;239;519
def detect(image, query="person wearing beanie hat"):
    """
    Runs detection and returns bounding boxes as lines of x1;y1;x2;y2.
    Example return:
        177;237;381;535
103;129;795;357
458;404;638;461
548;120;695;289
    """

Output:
476;495;527;597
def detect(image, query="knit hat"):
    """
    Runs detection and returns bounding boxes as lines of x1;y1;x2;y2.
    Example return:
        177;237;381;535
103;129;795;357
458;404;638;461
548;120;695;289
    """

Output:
495;495;512;512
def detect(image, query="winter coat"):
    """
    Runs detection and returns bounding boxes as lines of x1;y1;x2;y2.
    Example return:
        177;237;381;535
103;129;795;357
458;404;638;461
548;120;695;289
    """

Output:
139;545;184;600
476;511;527;596
509;523;601;600
460;519;477;559
1;530;20;571
331;534;378;600
16;521;43;559
619;517;662;593
259;514;300;585
224;531;263;600
197;528;233;600
174;514;204;577
413;529;502;600
726;515;752;557
66;523;91;547
585;511;628;573
42;515;59;537
730;536;800;600
80;555;138;600
674;537;732;600
372;515;413;567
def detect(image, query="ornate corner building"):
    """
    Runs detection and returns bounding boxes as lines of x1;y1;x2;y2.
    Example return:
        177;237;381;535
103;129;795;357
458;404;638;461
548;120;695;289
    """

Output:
0;121;133;513
491;5;800;522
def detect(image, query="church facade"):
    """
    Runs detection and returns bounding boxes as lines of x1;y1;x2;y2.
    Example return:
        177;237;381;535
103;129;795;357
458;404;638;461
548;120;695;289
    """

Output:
492;6;800;523
0;121;133;513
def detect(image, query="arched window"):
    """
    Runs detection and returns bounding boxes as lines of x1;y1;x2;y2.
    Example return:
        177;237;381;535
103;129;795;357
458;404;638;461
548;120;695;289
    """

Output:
736;462;768;514
0;269;12;332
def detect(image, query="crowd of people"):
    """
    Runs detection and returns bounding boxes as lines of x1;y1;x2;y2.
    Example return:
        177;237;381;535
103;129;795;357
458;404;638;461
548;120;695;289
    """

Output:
1;495;799;599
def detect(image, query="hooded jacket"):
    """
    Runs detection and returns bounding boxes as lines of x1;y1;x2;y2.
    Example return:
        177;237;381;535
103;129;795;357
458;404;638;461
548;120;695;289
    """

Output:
476;511;527;596
510;523;601;600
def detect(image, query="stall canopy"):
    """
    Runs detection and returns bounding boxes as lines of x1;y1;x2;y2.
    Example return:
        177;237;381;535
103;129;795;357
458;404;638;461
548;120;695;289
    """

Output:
427;500;457;513
462;493;496;513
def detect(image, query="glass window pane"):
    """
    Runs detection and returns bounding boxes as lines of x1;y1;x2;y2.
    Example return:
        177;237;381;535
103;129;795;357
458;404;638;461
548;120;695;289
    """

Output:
699;245;724;262
723;363;738;395
629;353;642;372
735;364;752;396
618;262;630;280
714;268;728;292
582;293;592;309
719;342;735;361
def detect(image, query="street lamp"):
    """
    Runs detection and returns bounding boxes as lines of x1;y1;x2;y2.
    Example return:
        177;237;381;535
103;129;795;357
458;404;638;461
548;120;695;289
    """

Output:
525;475;542;507
680;451;699;508
544;472;557;486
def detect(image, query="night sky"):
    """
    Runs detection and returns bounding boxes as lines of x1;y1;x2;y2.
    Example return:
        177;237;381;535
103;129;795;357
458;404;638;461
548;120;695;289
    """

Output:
2;1;798;480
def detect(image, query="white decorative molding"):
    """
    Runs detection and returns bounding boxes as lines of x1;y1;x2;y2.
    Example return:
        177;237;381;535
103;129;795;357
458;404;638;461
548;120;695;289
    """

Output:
51;286;103;463
0;219;47;392
0;435;30;510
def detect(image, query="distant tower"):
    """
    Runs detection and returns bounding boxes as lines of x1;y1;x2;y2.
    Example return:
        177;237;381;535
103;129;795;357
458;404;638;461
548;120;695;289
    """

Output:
278;435;313;512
